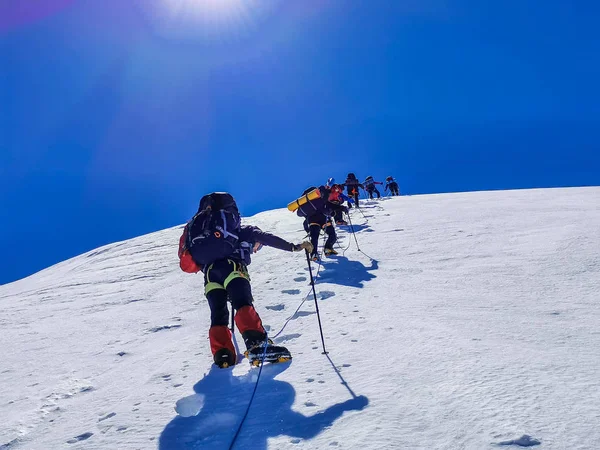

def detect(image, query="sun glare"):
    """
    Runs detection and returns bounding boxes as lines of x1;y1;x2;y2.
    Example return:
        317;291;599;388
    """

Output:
148;0;272;39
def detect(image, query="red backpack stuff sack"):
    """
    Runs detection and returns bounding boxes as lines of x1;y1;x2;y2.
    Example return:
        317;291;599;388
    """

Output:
178;225;201;273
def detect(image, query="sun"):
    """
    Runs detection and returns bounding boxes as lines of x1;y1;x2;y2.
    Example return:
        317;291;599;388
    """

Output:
150;0;270;39
163;0;245;20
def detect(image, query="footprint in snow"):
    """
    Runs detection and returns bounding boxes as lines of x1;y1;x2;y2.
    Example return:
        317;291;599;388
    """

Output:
291;311;315;319
266;304;285;311
495;435;541;447
293;276;307;282
98;412;116;422
1;438;19;449
318;291;335;300
67;432;93;444
282;289;301;295
274;333;301;344
147;324;182;333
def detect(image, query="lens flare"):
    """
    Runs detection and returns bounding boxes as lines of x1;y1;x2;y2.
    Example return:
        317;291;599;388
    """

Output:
146;0;274;40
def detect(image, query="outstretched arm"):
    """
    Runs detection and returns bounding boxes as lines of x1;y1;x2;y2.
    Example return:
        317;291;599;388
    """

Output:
282;395;369;439
328;202;348;213
250;227;295;251
248;226;313;253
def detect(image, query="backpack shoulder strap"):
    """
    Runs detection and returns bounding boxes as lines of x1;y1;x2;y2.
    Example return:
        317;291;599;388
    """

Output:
214;209;239;240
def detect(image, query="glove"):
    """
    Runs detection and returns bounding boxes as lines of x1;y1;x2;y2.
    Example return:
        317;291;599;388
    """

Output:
292;241;314;253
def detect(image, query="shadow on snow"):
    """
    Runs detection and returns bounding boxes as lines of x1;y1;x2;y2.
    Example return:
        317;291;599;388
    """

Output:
159;362;368;450
337;223;371;233
316;256;378;288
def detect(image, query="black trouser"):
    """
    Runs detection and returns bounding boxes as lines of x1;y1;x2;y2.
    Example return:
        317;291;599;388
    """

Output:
388;182;399;195
333;208;345;224
347;187;360;207
204;258;268;348
204;259;254;327
304;213;336;254
366;186;381;199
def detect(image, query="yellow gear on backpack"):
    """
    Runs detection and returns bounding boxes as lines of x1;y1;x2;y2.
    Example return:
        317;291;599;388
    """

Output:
287;188;321;212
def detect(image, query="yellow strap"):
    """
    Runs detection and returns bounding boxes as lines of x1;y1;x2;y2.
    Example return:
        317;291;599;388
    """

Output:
223;259;250;287
205;281;224;295
205;263;214;281
224;271;245;289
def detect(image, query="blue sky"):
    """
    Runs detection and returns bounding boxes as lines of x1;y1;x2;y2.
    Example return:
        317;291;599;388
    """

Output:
1;0;599;285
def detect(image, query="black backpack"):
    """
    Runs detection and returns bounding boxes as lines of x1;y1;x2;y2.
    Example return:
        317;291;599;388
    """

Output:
186;192;241;266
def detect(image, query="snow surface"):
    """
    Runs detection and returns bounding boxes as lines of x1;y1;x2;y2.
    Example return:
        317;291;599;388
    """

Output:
1;187;599;450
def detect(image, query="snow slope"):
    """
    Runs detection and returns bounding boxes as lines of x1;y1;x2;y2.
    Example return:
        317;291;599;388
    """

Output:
1;187;599;450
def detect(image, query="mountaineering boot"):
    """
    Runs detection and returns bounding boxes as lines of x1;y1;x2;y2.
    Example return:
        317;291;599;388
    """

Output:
209;326;236;368
310;252;320;262
245;341;292;366
323;247;338;256
240;328;268;351
214;348;236;368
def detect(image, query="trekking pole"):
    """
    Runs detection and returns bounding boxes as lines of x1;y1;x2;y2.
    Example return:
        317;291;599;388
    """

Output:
347;209;376;260
346;211;362;252
305;250;328;354
355;205;368;221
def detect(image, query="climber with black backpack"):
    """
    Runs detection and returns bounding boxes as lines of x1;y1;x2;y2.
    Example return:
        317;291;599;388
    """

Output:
288;186;348;261
343;173;364;207
385;176;400;196
178;192;313;368
363;175;383;199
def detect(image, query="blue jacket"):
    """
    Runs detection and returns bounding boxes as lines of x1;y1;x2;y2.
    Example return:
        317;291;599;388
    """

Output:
338;192;353;204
